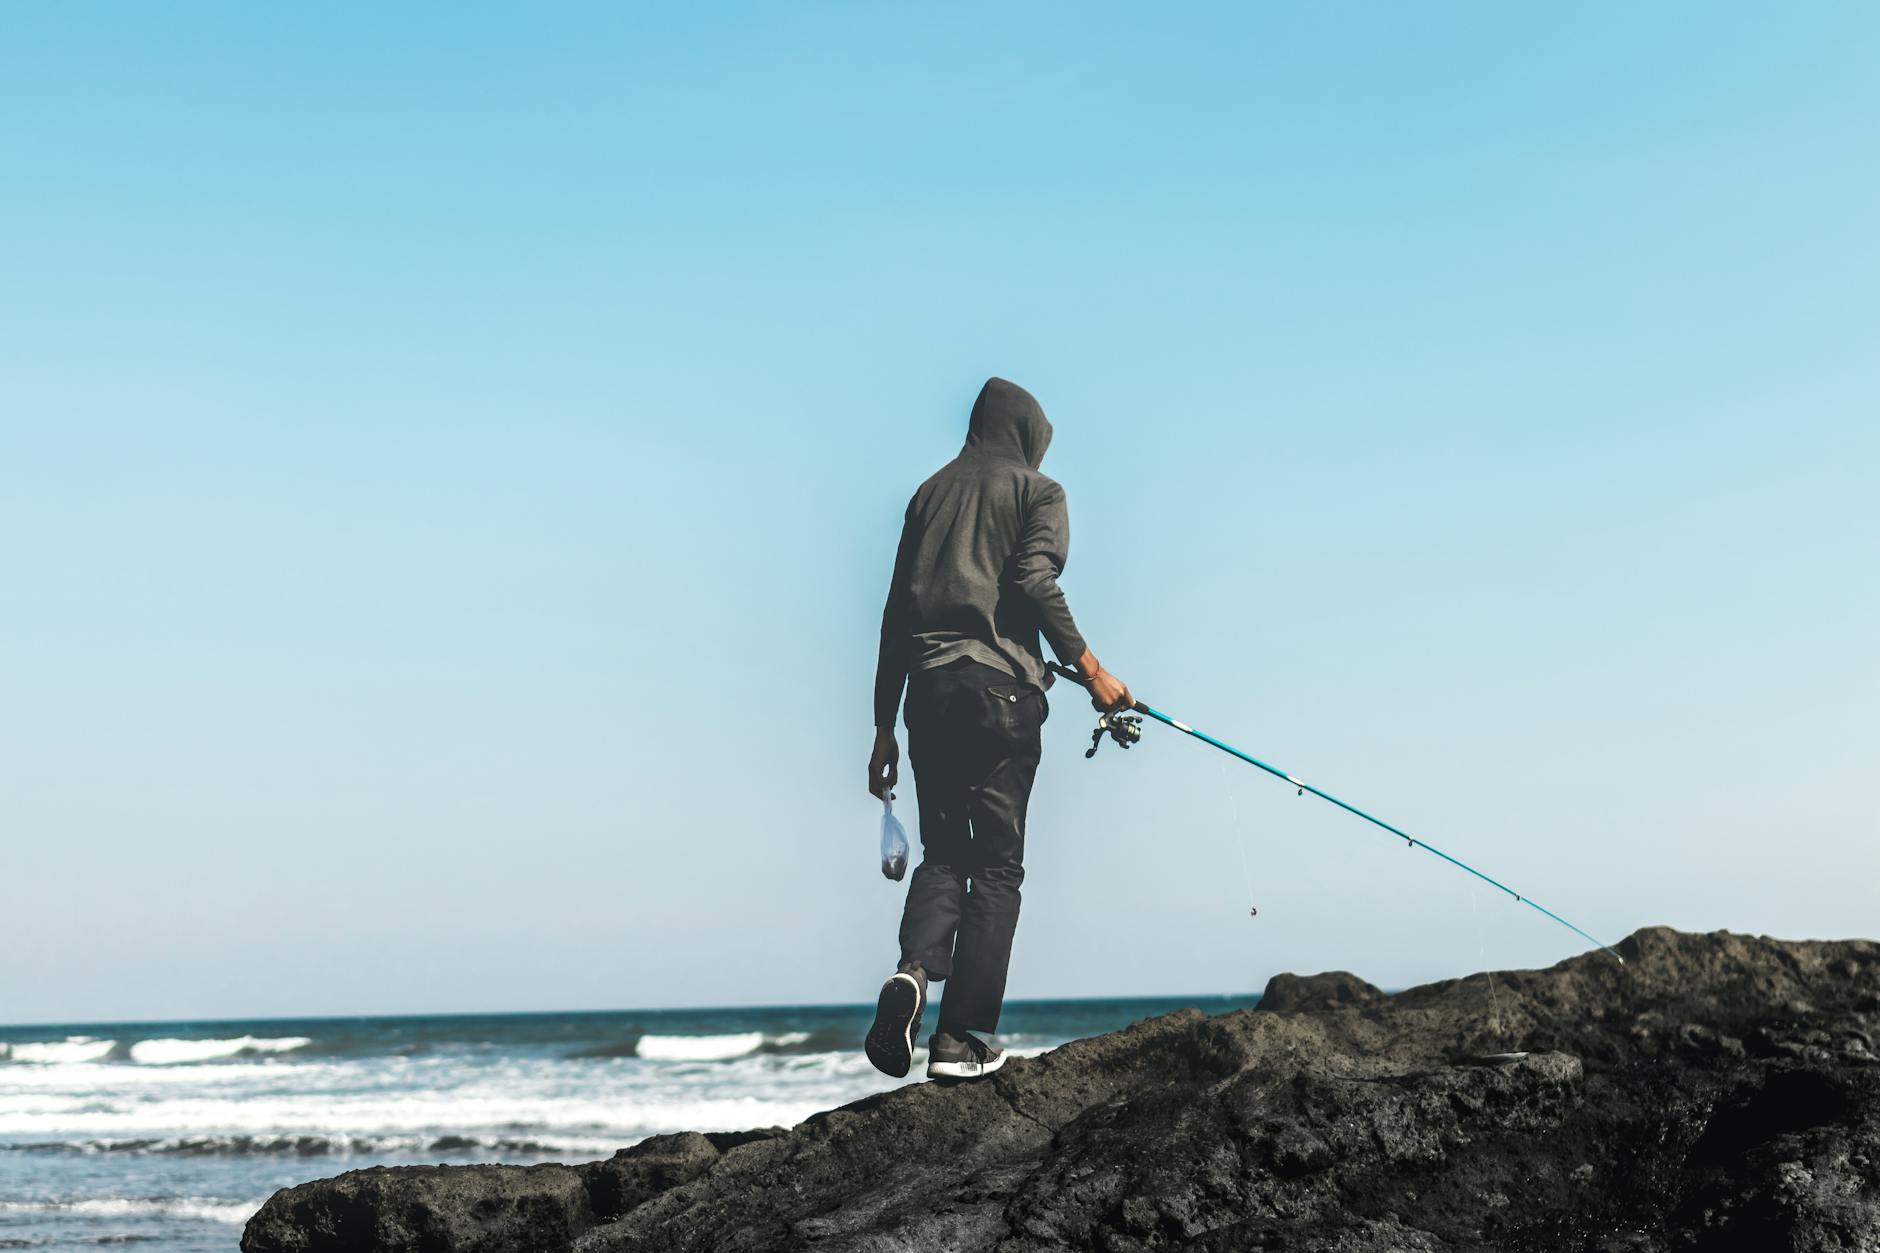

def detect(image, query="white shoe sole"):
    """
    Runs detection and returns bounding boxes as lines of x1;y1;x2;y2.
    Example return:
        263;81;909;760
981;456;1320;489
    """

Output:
927;1050;1006;1080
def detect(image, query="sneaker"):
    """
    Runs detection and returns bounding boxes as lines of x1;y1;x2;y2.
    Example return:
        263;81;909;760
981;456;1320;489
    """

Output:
926;1030;1005;1080
864;964;927;1078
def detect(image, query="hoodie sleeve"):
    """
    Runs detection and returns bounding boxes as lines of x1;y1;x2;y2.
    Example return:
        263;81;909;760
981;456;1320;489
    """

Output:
1010;478;1089;665
873;501;919;729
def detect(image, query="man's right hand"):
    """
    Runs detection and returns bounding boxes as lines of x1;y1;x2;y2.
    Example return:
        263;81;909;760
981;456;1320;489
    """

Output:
1087;668;1133;713
1072;648;1133;713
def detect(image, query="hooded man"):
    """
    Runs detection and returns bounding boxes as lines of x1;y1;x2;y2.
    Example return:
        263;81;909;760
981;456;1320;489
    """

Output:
865;377;1131;1081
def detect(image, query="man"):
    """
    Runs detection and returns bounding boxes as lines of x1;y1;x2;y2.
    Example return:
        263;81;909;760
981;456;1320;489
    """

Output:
865;377;1131;1081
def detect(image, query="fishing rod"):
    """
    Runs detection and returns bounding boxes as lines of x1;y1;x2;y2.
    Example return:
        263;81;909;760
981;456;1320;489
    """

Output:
1046;661;1624;963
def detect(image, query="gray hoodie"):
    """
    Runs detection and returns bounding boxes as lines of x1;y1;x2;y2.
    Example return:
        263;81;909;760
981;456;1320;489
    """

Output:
873;378;1089;728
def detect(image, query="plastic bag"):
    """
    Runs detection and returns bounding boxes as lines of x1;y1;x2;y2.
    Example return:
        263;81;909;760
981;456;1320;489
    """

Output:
879;792;909;881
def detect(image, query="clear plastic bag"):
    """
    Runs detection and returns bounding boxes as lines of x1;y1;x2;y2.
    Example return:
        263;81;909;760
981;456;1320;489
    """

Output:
879;793;909;881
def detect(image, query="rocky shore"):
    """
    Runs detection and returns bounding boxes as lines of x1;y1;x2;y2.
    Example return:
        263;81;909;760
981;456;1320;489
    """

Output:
242;927;1879;1251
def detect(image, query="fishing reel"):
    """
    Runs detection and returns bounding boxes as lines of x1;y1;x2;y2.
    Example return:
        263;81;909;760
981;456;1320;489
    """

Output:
1085;709;1144;758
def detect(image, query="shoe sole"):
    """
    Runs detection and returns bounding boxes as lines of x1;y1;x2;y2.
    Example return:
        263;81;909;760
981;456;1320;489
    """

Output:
927;1051;1007;1081
864;973;922;1078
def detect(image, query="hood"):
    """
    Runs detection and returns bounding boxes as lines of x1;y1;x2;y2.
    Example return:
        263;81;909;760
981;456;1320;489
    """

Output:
962;377;1052;469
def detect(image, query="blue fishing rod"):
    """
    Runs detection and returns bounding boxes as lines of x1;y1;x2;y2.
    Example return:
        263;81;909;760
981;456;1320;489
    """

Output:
1046;662;1624;963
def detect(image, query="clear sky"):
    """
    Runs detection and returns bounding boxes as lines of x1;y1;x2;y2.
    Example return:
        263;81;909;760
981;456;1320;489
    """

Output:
3;4;1875;1026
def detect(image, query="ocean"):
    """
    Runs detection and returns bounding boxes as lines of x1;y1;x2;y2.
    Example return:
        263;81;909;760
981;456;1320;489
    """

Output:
0;995;1259;1251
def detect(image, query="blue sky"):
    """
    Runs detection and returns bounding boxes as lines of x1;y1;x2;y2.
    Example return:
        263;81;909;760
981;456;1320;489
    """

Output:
3;3;1875;1024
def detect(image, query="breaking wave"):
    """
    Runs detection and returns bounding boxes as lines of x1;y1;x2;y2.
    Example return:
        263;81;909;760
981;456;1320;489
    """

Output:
569;1029;846;1061
0;1132;621;1158
0;1035;313;1066
127;1036;312;1065
0;1038;117;1065
0;1196;261;1225
632;1031;767;1061
0;1086;840;1142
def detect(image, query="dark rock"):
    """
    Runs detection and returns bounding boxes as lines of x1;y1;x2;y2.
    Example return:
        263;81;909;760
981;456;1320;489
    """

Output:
241;1129;782;1253
240;1162;595;1253
242;927;1880;1252
1256;969;1387;1014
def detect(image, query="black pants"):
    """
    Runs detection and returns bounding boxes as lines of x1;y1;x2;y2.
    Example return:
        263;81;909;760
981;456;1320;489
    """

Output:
898;659;1046;1035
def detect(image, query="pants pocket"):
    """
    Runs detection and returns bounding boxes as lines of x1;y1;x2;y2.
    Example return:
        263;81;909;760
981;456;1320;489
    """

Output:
984;683;1043;739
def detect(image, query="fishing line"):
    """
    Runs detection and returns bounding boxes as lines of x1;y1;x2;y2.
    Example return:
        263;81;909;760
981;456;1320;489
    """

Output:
1216;756;1258;918
1049;662;1623;963
1474;889;1504;1038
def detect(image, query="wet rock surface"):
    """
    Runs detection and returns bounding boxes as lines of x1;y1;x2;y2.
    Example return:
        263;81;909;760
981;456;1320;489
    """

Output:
242;928;1880;1252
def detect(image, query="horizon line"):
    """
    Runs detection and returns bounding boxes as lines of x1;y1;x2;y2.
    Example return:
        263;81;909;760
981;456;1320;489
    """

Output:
0;989;1291;1036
